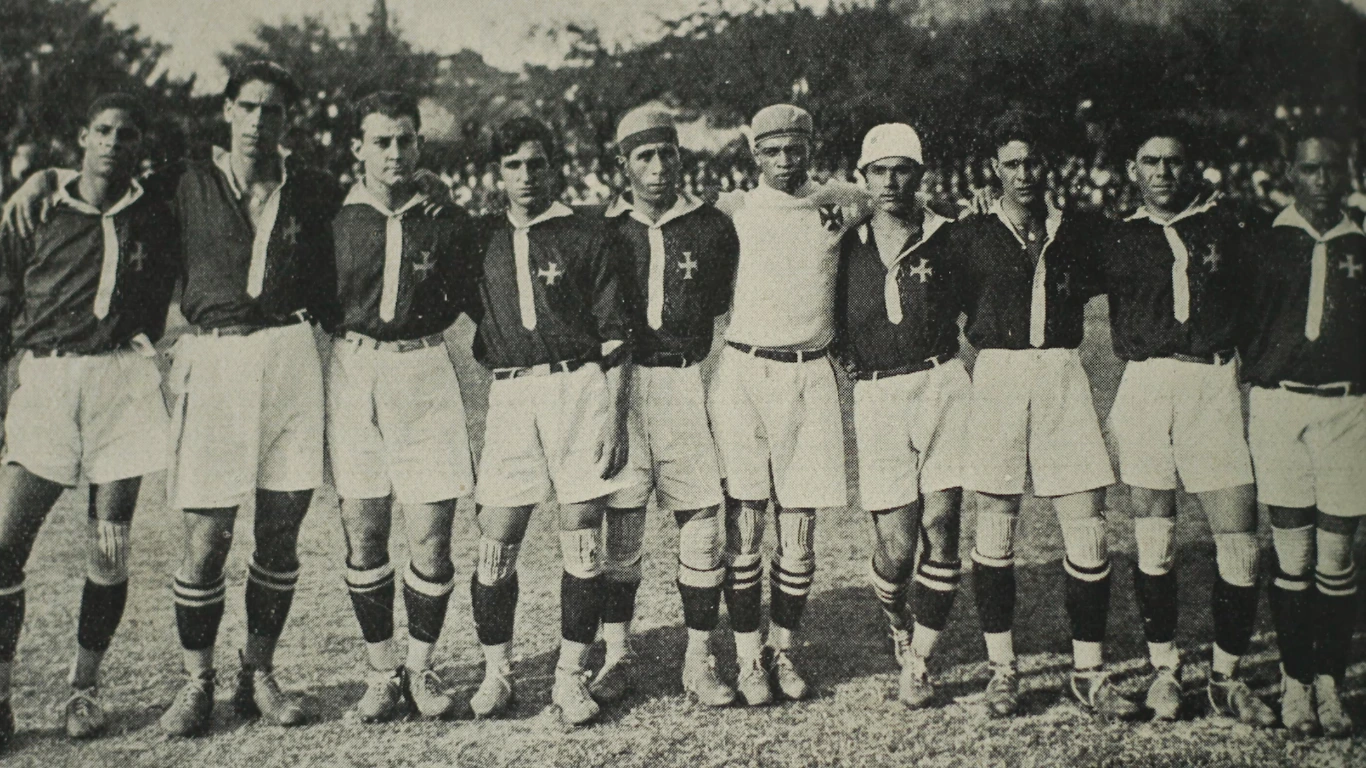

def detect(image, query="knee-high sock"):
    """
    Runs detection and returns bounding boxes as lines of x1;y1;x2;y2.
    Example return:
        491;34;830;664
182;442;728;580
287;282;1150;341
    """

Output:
1061;517;1111;665
1211;533;1259;660
77;579;129;654
245;555;298;640
972;512;1017;641
870;560;910;630
559;529;603;645
724;503;764;635
1133;517;1178;662
174;574;227;652
403;562;454;645
677;514;724;632
913;558;961;633
601;509;646;626
471;538;519;647
1314;536;1358;682
0;580;24;664
346;560;396;645
770;511;815;631
1270;524;1315;683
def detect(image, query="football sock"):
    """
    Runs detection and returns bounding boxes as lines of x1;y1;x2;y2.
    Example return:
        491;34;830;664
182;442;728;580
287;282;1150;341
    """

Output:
769;624;795;651
870;560;909;630
1211;643;1239;678
173;573;226;654
403;562;454;646
734;630;763;662
1314;559;1357;681
76;578;128;656
1211;533;1259;666
472;538;520;647
972;511;1017;658
559;529;604;646
558;639;591;672
1133;516;1178;663
685;628;711;662
770;510;815;631
602;620;631;663
1061;517;1111;659
0;580;24;665
724;551;763;634
346;559;396;645
678;512;725;633
482;641;511;672
912;558;961;634
601;507;644;639
1270;524;1315;683
245;555;298;641
984;631;1015;666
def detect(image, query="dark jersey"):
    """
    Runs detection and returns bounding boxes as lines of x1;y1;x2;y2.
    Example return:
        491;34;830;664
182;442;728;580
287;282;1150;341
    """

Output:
604;193;737;362
154;148;343;330
0;176;178;355
1240;206;1366;388
834;211;963;373
953;204;1107;351
471;202;629;370
331;185;477;341
1104;196;1265;361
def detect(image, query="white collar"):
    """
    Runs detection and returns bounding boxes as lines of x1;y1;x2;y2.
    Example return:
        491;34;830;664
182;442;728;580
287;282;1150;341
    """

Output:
1273;204;1364;242
343;182;427;217
751;177;816;203
55;175;144;218
1127;190;1221;226
991;197;1061;248
858;209;952;250
212;145;290;200
507;200;575;230
605;190;702;228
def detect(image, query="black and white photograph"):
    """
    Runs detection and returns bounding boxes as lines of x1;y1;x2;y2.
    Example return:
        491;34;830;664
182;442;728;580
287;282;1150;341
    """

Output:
0;0;1361;765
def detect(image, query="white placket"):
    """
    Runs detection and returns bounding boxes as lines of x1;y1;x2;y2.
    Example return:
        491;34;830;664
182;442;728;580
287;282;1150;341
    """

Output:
379;214;405;322
646;227;667;329
245;189;282;298
1305;240;1328;341
1164;226;1191;323
92;215;122;319
513;228;537;330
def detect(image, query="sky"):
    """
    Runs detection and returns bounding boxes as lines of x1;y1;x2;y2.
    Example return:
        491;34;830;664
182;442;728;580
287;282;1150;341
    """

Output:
103;0;1366;94
102;0;717;93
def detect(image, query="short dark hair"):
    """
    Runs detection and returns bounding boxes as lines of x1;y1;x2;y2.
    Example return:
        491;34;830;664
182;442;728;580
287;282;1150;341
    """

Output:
1288;117;1350;155
986;109;1051;154
1123;114;1202;162
224;60;302;105
86;92;148;133
352;91;421;137
490;116;558;162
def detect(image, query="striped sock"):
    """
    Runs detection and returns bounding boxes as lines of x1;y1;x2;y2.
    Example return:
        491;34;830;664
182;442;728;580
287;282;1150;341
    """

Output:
403;562;454;645
245;557;298;640
345;560;396;645
912;559;961;635
1314;563;1358;681
870;559;909;629
173;575;226;651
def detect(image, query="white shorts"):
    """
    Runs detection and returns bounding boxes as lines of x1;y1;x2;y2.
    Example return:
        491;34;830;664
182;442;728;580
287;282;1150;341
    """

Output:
962;348;1115;498
326;338;474;505
4;349;168;486
1108;357;1253;493
608;364;724;512
1248;386;1366;517
475;364;626;508
166;322;324;509
853;359;971;511
708;346;846;509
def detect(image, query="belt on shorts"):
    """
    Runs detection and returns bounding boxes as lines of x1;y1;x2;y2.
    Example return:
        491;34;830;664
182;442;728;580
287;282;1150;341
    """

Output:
194;309;312;338
634;351;699;368
492;358;594;380
726;341;827;363
1167;349;1235;365
341;331;444;353
854;352;956;381
1278;380;1359;398
26;332;157;359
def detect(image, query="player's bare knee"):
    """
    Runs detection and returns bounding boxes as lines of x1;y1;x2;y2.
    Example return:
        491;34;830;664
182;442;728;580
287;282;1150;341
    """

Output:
560;499;606;532
679;509;725;574
1316;524;1358;575
1128;487;1175;519
603;507;646;583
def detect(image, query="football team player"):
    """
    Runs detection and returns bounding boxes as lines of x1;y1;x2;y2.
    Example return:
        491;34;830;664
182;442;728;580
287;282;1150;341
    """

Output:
957;109;1138;720
0;94;177;747
597;106;740;706
709;104;872;704
464;117;632;727
1104;116;1275;725
1241;122;1365;739
327;91;478;722
834;123;969;709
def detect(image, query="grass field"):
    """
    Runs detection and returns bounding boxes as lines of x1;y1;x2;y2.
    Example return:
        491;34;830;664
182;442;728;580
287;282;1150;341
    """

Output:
3;300;1364;768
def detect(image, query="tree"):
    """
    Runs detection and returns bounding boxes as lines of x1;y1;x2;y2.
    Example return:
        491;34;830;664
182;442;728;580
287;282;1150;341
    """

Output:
218;0;439;174
0;0;192;154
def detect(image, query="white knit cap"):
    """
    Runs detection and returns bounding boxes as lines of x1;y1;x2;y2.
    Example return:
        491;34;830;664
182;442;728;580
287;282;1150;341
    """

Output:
858;123;924;169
